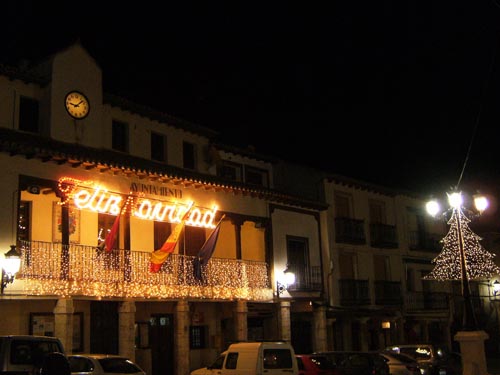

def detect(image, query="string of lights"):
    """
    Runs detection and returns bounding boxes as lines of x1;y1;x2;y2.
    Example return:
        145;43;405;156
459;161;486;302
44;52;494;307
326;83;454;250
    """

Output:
16;241;271;300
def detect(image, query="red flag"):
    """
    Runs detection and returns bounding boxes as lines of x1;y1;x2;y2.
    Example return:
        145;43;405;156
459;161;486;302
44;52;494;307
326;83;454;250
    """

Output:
104;211;121;252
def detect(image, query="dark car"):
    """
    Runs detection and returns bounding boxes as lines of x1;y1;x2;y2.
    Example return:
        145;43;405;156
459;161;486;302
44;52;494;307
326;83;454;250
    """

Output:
296;354;341;375
385;344;462;375
314;351;390;375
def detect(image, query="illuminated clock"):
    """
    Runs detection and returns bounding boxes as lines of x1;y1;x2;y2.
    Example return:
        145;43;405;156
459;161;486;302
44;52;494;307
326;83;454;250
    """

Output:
64;91;90;119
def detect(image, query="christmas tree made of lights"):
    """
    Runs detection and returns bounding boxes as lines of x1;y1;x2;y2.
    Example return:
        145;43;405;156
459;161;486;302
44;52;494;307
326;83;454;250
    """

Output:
424;205;500;281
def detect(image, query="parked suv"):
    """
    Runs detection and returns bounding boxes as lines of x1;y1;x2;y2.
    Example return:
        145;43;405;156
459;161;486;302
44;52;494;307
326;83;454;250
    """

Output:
384;344;462;375
0;335;65;375
314;351;390;375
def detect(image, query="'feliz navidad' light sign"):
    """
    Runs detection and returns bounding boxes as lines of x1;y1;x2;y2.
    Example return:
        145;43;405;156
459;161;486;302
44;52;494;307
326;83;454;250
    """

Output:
57;177;218;228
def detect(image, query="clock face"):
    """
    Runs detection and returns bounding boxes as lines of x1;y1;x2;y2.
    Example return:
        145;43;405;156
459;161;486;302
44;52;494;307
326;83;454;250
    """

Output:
65;91;90;119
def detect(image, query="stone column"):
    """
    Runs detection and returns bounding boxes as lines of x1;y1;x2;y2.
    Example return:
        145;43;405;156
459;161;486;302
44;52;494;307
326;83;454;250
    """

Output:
313;305;327;352
279;301;291;342
53;298;74;354
235;300;248;342
176;300;190;375
454;330;489;375
118;301;136;361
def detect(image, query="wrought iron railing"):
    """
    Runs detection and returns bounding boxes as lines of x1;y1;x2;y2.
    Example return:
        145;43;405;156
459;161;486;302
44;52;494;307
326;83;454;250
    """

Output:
408;231;442;252
370;223;398;248
374;280;402;305
339;279;370;305
287;266;322;292
335;218;366;245
404;291;449;311
15;240;271;301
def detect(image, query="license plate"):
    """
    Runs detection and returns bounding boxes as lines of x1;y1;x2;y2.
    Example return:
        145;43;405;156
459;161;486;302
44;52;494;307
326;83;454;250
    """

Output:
439;370;446;375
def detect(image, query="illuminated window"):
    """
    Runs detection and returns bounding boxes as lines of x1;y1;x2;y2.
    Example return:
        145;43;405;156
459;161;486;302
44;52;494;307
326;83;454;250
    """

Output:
18;200;31;242
154;221;171;250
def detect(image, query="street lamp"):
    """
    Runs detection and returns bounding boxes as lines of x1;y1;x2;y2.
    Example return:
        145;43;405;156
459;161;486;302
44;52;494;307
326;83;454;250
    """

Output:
276;266;295;298
425;191;500;331
1;245;21;294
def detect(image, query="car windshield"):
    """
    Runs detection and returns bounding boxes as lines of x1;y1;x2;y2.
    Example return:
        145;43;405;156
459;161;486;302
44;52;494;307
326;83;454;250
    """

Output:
98;358;142;373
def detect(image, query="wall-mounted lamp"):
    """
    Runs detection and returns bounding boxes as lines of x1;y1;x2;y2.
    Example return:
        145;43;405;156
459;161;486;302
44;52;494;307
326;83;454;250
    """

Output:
492;280;500;297
381;321;391;329
1;245;21;294
276;266;295;298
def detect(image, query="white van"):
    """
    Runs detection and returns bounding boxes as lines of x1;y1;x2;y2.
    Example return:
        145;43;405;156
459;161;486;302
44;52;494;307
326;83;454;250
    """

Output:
191;341;298;375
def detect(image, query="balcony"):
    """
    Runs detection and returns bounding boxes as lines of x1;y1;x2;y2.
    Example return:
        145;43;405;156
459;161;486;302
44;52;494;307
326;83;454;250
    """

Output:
287;266;322;292
408;231;442;252
370;223;398;248
13;241;272;301
339;279;370;305
404;291;449;311
335;218;366;245
374;281;402;305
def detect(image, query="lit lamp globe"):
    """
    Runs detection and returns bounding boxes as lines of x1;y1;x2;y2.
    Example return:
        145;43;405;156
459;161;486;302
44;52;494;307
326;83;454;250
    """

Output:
3;245;21;276
284;269;295;287
426;200;440;217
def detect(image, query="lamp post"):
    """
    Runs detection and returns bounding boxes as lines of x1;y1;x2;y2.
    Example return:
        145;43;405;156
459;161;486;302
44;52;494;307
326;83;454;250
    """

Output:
1;245;21;294
425;192;499;331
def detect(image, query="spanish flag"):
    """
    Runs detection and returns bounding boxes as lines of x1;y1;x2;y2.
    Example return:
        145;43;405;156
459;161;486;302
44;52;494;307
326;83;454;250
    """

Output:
149;213;189;272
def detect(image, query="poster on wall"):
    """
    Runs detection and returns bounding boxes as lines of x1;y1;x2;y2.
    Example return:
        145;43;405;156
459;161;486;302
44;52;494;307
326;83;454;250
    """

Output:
30;313;55;337
52;202;80;243
30;312;83;352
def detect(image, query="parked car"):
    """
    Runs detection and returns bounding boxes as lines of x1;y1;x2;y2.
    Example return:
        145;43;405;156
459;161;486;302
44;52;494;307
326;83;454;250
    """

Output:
314;351;390;375
68;354;146;375
190;341;298;375
384;344;462;375
296;354;341;375
379;351;421;375
0;335;65;375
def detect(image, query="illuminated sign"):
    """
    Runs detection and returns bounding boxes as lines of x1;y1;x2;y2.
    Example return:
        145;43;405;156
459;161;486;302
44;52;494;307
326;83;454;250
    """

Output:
58;177;217;228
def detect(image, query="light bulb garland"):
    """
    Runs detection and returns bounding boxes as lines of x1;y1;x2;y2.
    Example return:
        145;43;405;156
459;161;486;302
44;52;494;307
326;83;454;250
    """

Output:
424;206;500;281
15;241;272;301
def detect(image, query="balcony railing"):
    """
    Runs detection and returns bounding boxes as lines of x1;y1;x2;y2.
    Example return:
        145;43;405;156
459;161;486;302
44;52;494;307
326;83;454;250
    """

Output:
404;291;449;311
335;218;366;245
408;231;442;252
15;241;272;301
339;279;370;305
370;223;398;248
287;266;322;292
374;280;402;305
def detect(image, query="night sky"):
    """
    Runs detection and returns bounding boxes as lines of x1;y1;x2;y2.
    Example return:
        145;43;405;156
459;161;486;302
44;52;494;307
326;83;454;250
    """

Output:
3;1;500;198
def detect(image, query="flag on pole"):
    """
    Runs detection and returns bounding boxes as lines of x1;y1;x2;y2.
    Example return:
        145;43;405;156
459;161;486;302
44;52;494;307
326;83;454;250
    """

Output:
103;211;121;252
198;216;224;266
193;216;224;281
150;212;190;272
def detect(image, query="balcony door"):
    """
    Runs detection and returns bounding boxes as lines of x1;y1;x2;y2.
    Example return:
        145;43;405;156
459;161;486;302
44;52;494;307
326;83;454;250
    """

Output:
286;236;309;290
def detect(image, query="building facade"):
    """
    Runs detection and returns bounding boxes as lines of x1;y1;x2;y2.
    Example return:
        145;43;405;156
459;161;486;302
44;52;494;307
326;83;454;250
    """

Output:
0;43;328;375
1;42;499;375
